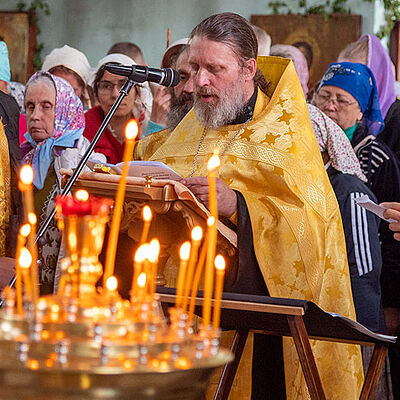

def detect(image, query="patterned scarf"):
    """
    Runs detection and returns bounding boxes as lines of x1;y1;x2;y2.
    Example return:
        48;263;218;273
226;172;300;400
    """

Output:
23;71;85;189
308;104;367;182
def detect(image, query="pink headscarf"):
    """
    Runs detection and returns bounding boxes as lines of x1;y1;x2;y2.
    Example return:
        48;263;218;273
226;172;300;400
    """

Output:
360;34;396;119
270;44;309;95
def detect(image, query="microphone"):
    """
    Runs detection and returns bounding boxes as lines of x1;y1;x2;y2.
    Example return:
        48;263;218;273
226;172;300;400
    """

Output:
104;63;180;87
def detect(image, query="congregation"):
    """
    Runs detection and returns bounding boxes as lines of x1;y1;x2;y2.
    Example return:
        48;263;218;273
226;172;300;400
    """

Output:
1;11;400;399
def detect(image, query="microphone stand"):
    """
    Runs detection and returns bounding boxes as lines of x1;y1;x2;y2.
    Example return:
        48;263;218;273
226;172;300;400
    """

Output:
1;78;137;305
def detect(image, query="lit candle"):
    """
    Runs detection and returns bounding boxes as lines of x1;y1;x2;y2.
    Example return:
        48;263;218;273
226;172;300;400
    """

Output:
137;272;147;301
188;240;207;324
104;119;139;283
131;244;147;300
181;226;203;312
18;165;39;305
147;238;160;297
19;247;33;302
105;276;118;300
175;241;190;308
203;216;216;327
15;224;31;314
212;255;225;329
140;205;152;245
207;150;221;220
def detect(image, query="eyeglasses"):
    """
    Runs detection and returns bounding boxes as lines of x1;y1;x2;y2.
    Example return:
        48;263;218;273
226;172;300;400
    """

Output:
315;92;358;109
97;80;126;94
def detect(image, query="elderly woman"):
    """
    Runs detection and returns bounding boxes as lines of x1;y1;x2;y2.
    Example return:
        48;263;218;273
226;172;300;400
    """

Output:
84;53;153;164
338;35;400;158
313;62;400;395
42;45;93;110
21;71;105;294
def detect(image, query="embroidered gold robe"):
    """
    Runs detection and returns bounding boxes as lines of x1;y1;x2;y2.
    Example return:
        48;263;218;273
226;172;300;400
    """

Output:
0;121;11;256
136;57;364;399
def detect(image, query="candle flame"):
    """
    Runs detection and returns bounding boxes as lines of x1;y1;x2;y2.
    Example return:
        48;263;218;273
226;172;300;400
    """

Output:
106;276;118;291
125;119;139;140
179;241;191;261
19;165;34;185
20;223;31;237
135;244;148;263
207;152;221;171
207;216;215;227
75;189;89;202
191;226;203;242
19;247;32;269
137;272;146;288
28;212;37;225
147;239;160;262
142;205;152;222
214;254;226;271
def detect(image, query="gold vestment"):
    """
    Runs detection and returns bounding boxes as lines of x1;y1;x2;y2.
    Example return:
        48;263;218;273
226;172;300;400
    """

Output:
0;121;11;256
136;57;364;399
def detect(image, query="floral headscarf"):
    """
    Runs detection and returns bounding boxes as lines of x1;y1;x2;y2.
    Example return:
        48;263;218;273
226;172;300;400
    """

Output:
23;71;85;189
319;62;384;136
307;104;366;182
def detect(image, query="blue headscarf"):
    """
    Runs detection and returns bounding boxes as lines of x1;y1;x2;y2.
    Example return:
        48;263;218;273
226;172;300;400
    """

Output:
0;41;11;84
319;62;384;136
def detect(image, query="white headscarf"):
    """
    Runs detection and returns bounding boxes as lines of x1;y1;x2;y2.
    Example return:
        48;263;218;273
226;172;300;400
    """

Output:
42;45;91;85
92;53;153;136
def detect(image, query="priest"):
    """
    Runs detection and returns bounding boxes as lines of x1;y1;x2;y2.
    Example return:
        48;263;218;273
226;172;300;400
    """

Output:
136;12;363;399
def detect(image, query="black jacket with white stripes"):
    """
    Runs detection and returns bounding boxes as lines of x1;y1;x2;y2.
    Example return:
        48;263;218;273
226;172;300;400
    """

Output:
328;166;385;333
352;124;400;309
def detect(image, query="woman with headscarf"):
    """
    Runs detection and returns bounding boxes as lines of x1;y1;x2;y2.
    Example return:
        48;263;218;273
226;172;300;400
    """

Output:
339;34;400;158
21;71;105;294
313;63;400;396
84;53;153;164
42;45;93;111
270;44;309;96
308;104;384;334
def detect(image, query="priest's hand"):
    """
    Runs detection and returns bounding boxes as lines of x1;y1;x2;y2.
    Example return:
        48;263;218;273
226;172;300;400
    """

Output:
381;202;400;241
180;177;237;218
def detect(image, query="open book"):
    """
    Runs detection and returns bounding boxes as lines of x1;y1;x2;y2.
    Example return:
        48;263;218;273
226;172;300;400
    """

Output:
86;160;182;181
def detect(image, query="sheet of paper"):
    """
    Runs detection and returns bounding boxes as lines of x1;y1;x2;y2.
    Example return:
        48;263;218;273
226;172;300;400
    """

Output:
354;194;397;223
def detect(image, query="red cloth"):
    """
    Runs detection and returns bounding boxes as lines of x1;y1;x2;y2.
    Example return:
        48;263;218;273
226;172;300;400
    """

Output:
19;113;27;144
83;106;125;164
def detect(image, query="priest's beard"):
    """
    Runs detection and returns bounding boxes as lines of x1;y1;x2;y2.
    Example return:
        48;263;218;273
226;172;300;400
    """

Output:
166;93;194;130
193;80;247;129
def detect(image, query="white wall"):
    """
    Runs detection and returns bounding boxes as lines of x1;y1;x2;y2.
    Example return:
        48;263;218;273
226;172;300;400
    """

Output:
1;0;382;69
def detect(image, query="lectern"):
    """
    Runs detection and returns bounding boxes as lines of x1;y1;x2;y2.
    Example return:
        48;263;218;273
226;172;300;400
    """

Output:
157;288;397;400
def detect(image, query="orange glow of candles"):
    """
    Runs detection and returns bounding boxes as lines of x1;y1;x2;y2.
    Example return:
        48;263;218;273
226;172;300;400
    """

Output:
147;238;160;296
188;241;207;324
18;165;39;305
131;244;148;299
212;255;225;329
181;226;203;312
19;247;33;301
105;276;118;300
104;119;139;284
137;272;147;301
175;241;190;308
207;150;221;219
203;216;216;327
75;189;89;202
15;224;31;314
140;205;152;245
